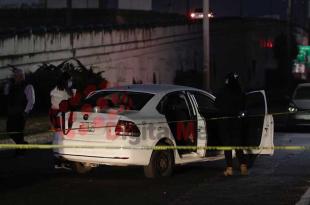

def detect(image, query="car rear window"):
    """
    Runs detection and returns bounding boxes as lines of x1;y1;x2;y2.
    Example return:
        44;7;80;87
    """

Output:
294;87;310;100
80;91;154;112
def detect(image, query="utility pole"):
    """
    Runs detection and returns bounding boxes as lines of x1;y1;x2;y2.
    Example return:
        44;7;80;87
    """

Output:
203;0;210;90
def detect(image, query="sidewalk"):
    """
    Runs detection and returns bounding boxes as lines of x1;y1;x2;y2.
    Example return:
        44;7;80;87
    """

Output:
0;114;53;145
0;131;53;145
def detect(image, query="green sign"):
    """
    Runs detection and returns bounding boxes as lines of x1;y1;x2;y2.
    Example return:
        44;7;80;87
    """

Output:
295;46;310;68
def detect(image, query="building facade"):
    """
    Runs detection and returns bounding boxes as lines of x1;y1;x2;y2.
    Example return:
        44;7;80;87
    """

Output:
210;17;308;92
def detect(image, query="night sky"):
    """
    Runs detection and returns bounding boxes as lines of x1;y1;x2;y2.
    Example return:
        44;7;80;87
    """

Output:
211;0;285;17
210;0;308;26
0;0;308;26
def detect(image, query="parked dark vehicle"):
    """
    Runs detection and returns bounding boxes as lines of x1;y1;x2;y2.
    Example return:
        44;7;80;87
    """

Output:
286;83;310;130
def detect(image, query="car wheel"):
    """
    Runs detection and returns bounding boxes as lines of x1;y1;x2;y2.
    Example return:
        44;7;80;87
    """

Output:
72;162;93;174
144;145;174;178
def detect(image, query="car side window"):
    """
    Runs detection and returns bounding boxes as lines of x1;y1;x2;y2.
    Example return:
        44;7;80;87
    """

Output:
157;92;191;119
191;91;217;117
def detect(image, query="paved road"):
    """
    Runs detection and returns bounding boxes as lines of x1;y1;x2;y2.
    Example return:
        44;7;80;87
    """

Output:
0;132;310;205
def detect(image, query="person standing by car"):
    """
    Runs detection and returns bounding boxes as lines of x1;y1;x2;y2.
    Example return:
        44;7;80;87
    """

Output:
215;72;248;176
4;67;35;155
49;72;75;129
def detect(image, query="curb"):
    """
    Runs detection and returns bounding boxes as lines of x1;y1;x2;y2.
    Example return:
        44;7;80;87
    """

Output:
0;132;53;145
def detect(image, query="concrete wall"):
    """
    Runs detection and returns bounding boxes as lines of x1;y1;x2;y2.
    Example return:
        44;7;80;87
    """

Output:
0;24;203;86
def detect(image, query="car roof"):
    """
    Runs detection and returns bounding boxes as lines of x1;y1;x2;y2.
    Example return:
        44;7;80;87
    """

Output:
92;84;208;95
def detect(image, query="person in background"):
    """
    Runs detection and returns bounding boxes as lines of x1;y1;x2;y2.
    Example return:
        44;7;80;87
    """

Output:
49;72;75;129
215;72;248;176
4;67;35;156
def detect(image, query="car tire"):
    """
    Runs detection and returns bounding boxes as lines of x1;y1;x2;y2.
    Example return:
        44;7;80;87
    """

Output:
144;144;174;178
72;162;93;174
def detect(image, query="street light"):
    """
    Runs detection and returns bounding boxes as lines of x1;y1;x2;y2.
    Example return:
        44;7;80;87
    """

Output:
189;11;214;19
208;12;214;18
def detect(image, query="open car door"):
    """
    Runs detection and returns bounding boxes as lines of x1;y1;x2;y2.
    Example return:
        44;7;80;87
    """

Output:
245;90;274;155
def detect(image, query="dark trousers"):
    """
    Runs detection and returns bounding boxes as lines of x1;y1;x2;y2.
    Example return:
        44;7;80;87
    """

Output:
218;118;247;167
6;114;27;144
224;150;246;167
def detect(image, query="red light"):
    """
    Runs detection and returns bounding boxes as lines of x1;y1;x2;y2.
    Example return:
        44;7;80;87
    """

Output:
190;13;195;18
260;39;273;48
267;40;273;48
115;120;140;137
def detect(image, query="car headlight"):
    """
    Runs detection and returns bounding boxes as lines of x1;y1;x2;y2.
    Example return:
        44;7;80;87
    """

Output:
288;106;298;113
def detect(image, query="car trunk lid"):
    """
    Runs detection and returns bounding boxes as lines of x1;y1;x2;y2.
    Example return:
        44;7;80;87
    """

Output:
59;110;139;142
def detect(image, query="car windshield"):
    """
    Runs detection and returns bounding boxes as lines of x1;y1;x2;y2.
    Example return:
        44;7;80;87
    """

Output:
81;91;154;112
294;86;310;100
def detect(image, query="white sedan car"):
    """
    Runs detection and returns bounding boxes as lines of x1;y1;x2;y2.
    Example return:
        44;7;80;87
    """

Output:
53;84;274;178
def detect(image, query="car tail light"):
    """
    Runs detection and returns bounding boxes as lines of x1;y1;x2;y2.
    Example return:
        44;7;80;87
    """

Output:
115;120;140;137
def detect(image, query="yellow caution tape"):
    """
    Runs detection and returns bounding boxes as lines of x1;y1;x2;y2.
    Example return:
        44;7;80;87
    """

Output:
0;145;308;151
0;109;306;137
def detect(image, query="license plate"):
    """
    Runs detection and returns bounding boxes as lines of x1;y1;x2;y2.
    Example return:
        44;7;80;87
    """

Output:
79;122;95;132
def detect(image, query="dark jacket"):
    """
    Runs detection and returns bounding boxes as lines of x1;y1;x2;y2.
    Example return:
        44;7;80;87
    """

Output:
215;85;244;117
7;81;27;116
215;84;245;146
